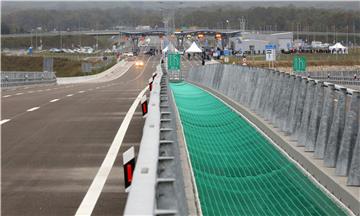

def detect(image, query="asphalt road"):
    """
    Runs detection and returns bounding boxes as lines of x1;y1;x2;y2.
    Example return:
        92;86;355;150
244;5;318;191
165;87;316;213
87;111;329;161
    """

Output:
1;55;160;215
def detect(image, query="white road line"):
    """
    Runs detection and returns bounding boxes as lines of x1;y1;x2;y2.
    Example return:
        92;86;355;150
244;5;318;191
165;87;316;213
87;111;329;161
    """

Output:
3;95;11;98
46;89;51;91
66;94;74;97
15;92;23;95
0;119;11;125
75;86;148;216
27;107;40;112
50;99;59;103
78;91;85;93
27;91;34;93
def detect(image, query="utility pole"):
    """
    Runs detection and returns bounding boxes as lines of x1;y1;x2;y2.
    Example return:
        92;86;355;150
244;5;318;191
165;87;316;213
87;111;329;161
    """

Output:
35;29;38;50
238;17;246;31
346;25;349;47
353;21;356;49
30;29;33;47
78;18;81;47
60;25;63;49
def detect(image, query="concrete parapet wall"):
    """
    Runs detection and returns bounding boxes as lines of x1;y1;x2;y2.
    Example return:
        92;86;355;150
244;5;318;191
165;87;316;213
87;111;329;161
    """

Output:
187;64;360;215
57;60;133;85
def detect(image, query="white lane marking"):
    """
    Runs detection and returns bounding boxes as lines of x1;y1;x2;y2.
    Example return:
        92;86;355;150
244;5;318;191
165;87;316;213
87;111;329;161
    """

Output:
78;91;85;93
15;92;23;95
46;89;51;91
75;86;148;216
27;91;34;93
66;94;74;97
50;99;59;103
0;119;11;125
27;107;40;112
3;95;11;98
96;87;100;89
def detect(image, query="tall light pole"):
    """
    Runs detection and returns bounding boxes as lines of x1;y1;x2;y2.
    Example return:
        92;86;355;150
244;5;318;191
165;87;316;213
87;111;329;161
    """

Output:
30;29;33;47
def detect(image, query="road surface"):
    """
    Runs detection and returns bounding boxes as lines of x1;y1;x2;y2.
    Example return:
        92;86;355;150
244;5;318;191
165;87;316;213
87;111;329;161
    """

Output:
1;55;159;215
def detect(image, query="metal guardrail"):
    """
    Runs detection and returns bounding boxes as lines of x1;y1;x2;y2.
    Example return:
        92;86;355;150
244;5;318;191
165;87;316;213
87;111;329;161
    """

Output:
124;64;188;215
1;71;57;88
305;71;360;88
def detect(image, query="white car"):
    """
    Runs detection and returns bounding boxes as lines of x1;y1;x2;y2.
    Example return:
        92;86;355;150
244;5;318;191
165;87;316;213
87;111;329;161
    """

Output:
123;52;134;57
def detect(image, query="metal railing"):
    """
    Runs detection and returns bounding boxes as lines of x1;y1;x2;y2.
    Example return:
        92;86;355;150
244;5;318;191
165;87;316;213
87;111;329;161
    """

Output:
124;64;188;215
1;71;56;88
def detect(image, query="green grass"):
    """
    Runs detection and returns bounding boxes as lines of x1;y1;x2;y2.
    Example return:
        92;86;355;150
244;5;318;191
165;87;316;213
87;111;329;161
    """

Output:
170;82;348;216
1;55;116;77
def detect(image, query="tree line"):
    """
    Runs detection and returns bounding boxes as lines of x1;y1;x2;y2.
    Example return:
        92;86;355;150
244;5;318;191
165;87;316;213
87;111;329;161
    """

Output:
2;5;359;34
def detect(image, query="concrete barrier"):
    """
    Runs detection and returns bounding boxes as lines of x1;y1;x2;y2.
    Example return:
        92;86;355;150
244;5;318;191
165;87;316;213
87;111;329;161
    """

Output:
57;60;133;84
186;64;359;214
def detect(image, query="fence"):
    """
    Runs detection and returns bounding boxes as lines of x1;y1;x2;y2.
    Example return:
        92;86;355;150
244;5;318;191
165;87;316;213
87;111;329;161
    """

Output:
124;64;188;215
307;70;360;88
1;71;56;88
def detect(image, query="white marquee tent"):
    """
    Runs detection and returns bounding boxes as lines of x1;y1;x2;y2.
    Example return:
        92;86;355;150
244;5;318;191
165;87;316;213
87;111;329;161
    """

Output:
329;42;348;54
185;42;203;53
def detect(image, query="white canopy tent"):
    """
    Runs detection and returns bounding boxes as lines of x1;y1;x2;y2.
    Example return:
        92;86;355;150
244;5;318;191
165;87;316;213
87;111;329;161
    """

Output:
162;43;178;53
329;42;348;54
185;42;203;53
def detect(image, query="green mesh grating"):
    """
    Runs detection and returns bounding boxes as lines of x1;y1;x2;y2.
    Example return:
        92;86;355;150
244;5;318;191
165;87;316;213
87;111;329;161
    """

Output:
170;82;347;216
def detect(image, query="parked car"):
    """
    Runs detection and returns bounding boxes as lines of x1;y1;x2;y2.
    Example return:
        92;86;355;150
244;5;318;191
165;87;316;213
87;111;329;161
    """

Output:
123;52;134;57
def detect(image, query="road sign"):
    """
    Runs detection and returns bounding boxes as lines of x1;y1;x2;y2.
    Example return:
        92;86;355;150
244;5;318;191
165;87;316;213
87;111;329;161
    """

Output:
123;147;135;192
293;56;307;72
242;57;247;66
167;53;180;70
265;44;276;61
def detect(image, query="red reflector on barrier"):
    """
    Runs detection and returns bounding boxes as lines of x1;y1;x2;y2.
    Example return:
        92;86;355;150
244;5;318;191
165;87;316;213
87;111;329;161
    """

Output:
140;95;148;117
123;147;135;192
127;164;133;183
148;78;153;91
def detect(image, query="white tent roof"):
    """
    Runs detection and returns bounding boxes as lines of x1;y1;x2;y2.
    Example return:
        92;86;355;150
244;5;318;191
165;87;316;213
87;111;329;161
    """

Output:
329;42;346;50
185;42;202;53
162;43;178;53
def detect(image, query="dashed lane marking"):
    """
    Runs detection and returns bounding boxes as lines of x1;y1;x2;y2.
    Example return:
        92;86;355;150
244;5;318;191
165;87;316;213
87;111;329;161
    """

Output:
15;92;23;95
3;95;11;98
0;119;11;125
50;99;60;103
78;91;85;93
27;107;40;112
67;94;74;97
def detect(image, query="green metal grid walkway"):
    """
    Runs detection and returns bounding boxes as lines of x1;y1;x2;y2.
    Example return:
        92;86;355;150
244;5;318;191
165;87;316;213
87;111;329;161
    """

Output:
170;82;347;216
